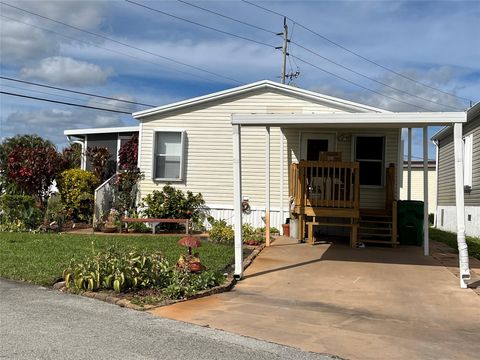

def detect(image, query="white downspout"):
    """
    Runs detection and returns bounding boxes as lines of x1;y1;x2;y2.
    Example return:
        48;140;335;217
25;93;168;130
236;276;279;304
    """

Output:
233;124;243;280
432;138;439;227
67;136;86;171
453;122;470;288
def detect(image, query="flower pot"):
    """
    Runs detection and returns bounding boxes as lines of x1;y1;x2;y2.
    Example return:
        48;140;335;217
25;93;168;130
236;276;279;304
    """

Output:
282;223;290;237
189;262;203;273
102;226;117;233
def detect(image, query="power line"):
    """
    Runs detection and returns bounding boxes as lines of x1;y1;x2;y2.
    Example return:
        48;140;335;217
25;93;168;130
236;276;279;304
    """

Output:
125;0;276;49
0;76;154;108
0;2;243;85
291;55;433;111
0;84;135;112
0;91;133;114
290;41;463;111
241;0;473;104
0;14;217;86
176;0;276;35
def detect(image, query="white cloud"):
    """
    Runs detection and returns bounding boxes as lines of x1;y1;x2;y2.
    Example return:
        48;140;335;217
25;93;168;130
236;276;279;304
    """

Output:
0;17;59;66
20;57;113;86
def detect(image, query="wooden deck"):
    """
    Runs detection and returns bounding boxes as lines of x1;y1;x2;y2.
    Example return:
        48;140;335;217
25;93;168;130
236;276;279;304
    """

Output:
290;161;360;246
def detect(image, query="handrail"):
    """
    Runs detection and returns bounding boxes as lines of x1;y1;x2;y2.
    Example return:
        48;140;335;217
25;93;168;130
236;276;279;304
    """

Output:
290;160;360;210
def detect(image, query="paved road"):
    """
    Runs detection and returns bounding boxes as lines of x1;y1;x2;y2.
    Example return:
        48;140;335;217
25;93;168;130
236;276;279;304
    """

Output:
0;279;336;360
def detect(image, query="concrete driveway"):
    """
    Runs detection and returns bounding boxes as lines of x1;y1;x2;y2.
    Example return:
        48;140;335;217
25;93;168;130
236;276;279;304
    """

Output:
150;237;480;360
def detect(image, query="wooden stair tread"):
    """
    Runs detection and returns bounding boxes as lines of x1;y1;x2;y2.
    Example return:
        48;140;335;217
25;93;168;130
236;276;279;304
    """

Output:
307;222;353;227
361;239;399;244
359;232;392;237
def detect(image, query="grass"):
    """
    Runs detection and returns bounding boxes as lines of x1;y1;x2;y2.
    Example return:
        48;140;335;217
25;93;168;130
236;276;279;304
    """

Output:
0;232;234;286
430;228;480;260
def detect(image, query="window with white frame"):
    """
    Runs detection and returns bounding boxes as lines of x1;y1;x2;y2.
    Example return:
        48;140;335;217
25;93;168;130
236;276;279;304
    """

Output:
354;135;385;186
153;131;185;181
463;134;473;188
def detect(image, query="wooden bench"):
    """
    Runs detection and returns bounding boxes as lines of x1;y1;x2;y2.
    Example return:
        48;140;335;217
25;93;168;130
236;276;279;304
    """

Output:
306;217;358;247
121;218;190;234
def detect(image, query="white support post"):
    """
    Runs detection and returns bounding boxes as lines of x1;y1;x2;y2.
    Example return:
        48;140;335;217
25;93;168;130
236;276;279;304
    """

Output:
408;128;412;200
279;128;285;234
453;122;470;288
423;127;429;256
233;124;243;280
265;126;271;246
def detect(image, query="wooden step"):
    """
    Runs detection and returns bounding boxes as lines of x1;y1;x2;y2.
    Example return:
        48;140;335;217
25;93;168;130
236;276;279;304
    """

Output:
360;220;392;224
359;232;392;237
361;239;399;245
360;226;391;231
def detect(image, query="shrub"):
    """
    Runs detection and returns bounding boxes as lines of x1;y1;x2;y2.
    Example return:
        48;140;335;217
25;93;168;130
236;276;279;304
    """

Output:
57;169;99;222
118;134;138;171
0;134;56;195
60;143;82;170
0;194;43;231
113;169;143;214
86;146;114;182
4;137;62;207
45;194;67;230
141;184;206;229
63;247;225;298
208;217;234;244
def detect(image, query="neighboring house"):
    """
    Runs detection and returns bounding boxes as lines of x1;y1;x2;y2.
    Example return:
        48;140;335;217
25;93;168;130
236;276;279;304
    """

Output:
64;126;138;173
432;102;480;237
399;160;437;214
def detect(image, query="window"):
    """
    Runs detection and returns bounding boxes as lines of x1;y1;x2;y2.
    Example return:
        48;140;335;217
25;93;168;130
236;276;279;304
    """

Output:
354;135;385;186
463;134;473;188
153;131;185;181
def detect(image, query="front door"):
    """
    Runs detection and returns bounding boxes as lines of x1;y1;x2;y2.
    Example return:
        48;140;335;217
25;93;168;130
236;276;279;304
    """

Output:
301;133;335;160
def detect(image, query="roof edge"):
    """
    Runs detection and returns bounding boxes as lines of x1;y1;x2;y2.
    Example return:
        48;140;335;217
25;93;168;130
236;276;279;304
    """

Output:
64;126;139;136
132;80;389;119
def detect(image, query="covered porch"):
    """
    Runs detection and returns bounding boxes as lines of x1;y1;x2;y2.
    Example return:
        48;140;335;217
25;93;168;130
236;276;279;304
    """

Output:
231;111;471;288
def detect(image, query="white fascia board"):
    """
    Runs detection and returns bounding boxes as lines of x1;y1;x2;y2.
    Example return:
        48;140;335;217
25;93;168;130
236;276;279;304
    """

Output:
431;126;452;141
232;112;466;127
64;126;139;136
133;80;388;120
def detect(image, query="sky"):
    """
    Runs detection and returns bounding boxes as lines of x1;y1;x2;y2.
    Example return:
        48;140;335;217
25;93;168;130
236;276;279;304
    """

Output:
1;0;479;160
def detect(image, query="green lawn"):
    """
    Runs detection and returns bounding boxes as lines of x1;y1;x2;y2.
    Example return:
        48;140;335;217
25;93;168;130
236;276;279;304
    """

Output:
430;228;480;260
0;233;233;286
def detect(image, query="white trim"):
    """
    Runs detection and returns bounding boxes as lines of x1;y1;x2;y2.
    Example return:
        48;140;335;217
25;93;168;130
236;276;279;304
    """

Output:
423;127;429;256
152;129;186;182
300;132;336;160
279;128;285;230
232;112;466;126
463;133;473;188
137;122;143;169
408;128;412;200
265;126;270;246
64;126;138;136
83;135;88;170
353;134;386;187
397;130;403;197
233;124;243;279
133;80;387;119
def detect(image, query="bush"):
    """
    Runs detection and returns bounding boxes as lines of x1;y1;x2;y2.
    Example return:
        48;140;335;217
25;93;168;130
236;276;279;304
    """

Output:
57;169;99;222
86;146;114;182
208;217;234;244
0;194;43;231
45;194;67;230
141;184;206;229
118;134;138;171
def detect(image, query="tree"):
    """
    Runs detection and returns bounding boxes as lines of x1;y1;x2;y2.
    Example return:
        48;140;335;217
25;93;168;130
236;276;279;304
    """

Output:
86;146;112;182
118;134;138;171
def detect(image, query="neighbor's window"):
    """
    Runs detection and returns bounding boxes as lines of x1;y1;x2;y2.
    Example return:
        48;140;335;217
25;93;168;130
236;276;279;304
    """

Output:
154;131;185;180
463;134;473;188
354;135;385;186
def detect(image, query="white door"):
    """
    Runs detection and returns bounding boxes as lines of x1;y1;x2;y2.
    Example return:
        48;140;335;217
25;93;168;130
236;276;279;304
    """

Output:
300;133;336;161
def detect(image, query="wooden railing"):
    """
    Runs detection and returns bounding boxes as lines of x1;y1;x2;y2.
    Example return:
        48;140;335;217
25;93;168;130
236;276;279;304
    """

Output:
290;160;360;210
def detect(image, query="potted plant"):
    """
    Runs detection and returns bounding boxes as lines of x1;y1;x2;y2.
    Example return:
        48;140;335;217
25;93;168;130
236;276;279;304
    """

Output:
177;236;205;273
102;208;120;233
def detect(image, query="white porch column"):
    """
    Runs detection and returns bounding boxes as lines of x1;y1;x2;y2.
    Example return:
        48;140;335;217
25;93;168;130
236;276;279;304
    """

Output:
233;124;243;279
265;126;271;246
423;127;429;256
279;128;285;233
453;122;471;288
408;127;412;200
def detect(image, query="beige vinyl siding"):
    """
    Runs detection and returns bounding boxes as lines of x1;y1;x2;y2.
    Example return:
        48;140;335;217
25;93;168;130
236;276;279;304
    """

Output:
437;117;480;206
399;168;437;213
139;90;351;207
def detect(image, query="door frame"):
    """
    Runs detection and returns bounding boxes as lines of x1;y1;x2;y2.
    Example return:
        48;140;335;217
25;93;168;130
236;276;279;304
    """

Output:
300;132;337;161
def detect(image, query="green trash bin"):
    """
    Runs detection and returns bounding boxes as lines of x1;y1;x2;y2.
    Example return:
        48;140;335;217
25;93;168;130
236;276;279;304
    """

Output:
397;200;424;246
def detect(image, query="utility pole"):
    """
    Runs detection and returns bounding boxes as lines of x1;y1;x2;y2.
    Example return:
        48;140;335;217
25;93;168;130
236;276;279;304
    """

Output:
276;17;289;84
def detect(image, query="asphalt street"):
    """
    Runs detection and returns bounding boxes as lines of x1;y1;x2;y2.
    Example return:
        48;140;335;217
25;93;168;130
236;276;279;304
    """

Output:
0;279;337;360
